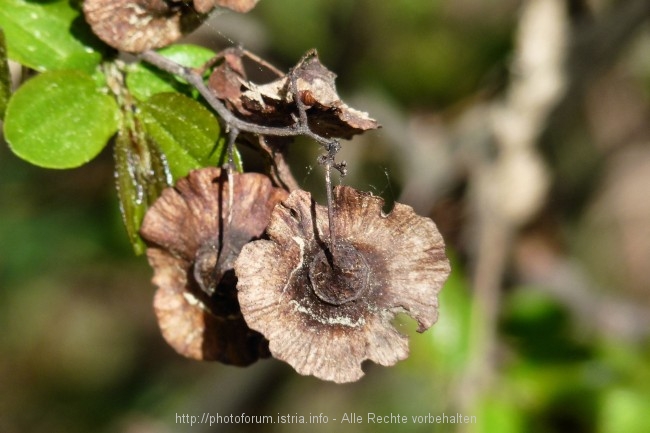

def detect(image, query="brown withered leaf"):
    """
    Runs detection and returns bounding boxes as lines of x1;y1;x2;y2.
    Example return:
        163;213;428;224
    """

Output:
208;50;250;114
209;50;380;139
140;167;288;365
235;186;451;382
84;0;206;52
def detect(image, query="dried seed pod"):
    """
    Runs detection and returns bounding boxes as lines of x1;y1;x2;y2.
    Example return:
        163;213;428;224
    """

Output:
83;0;206;52
208;49;380;139
235;186;451;382
140;167;288;365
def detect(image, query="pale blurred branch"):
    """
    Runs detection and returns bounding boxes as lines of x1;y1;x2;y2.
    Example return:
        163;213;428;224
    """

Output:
456;0;565;417
453;0;650;419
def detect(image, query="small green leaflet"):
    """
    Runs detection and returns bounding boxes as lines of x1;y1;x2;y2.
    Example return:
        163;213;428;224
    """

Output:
0;0;106;73
139;92;230;181
4;69;119;168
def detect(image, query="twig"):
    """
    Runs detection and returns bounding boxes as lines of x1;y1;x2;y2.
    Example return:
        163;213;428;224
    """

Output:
288;62;341;253
456;0;563;422
225;127;238;225
139;50;335;145
139;49;347;251
240;48;285;78
196;46;285;79
255;136;300;192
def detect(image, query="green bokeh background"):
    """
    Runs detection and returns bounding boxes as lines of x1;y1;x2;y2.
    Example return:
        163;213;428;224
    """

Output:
2;1;650;432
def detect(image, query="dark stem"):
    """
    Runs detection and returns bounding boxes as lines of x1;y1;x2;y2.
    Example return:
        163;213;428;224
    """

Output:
240;48;285;78
226;127;239;225
288;65;339;255
139;49;348;254
139;50;334;145
324;158;336;259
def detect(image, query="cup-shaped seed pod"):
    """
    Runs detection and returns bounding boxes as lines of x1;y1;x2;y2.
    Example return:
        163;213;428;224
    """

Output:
234;186;451;383
83;0;205;52
140;168;288;365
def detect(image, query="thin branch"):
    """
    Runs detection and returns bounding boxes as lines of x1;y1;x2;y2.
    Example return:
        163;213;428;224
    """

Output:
139;49;348;251
456;0;563;421
288;63;340;253
196;46;285;79
255;136;300;192
226;127;238;225
240;48;285;78
139;50;334;145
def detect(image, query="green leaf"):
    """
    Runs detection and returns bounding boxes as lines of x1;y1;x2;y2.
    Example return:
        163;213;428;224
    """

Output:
114;118;171;255
4;70;119;168
476;396;525;433
139;92;227;181
0;0;106;73
127;44;215;101
601;388;650;433
399;255;471;376
0;28;10;119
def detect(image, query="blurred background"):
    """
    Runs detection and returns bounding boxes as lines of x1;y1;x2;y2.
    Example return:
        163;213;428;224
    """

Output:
2;0;650;432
